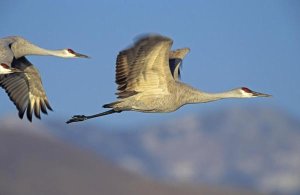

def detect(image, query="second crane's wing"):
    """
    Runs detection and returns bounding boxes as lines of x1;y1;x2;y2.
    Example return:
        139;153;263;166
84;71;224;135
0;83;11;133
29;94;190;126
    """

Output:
169;48;190;81
115;34;174;99
0;57;52;122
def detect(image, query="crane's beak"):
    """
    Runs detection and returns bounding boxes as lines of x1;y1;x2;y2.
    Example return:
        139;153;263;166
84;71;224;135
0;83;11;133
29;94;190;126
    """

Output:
252;91;272;97
11;67;22;73
74;52;90;58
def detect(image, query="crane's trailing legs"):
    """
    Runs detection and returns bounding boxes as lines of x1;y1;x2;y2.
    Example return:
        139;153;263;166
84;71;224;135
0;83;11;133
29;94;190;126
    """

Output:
66;109;122;124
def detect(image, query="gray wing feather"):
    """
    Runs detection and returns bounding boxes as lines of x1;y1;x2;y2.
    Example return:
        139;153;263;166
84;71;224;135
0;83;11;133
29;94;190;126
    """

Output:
169;48;190;81
0;57;52;121
115;34;173;99
169;58;182;80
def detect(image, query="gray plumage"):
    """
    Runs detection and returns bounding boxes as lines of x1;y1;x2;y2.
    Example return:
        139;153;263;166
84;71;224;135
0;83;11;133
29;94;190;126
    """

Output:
0;36;89;121
0;57;52;121
169;48;190;80
67;34;270;124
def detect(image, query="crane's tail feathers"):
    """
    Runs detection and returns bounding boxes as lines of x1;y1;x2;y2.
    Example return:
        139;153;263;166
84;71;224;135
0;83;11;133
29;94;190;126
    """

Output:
103;101;121;108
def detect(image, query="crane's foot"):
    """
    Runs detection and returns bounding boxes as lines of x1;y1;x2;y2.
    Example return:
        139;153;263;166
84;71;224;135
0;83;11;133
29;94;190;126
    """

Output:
66;115;88;124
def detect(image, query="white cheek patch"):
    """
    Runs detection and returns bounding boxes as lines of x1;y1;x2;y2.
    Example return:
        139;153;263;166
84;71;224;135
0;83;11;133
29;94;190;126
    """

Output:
240;90;253;98
67;53;77;58
0;64;13;74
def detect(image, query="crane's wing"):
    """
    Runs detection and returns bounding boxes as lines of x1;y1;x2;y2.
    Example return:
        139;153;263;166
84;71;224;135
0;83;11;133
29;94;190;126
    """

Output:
169;48;190;81
115;34;174;99
0;57;52;121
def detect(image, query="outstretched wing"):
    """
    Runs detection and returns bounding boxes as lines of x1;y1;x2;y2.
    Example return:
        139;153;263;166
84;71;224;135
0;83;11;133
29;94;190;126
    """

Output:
115;34;174;99
0;57;52;121
169;48;190;81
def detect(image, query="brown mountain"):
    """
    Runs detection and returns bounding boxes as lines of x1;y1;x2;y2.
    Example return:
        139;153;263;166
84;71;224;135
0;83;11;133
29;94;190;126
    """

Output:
48;106;300;195
0;121;262;195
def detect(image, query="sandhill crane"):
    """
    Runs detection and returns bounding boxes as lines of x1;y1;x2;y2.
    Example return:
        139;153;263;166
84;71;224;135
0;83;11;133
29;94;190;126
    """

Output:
0;36;89;121
67;34;270;124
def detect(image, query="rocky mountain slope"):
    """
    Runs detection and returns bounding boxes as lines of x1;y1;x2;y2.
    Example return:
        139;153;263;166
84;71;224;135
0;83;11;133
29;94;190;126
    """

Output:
49;106;300;195
0;119;262;195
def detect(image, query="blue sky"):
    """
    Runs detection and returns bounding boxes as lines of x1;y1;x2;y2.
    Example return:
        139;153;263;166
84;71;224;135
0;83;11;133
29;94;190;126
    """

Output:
1;0;299;127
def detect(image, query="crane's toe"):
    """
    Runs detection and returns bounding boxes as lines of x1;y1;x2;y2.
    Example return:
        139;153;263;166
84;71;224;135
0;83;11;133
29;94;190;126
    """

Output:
66;115;88;124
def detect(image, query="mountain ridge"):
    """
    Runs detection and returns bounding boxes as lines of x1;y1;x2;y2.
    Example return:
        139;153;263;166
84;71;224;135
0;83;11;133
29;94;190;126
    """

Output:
46;106;300;195
0;121;263;195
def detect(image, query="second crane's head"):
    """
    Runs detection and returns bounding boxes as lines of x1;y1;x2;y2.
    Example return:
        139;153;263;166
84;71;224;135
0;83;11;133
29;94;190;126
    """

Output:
62;48;90;58
237;87;271;98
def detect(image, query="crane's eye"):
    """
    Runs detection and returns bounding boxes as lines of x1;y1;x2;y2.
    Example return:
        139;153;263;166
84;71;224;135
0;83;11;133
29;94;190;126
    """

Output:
242;87;252;93
67;49;75;54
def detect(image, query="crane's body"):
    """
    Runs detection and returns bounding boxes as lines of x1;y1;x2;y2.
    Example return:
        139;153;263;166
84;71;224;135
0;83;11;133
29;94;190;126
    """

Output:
67;34;270;124
0;36;89;121
103;82;251;113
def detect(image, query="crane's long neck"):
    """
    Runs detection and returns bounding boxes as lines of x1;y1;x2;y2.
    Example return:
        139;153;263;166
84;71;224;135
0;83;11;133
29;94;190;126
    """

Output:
11;40;67;59
183;86;240;104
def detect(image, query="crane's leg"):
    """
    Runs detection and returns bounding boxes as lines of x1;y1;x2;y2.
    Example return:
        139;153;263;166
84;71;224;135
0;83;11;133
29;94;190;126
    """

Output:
66;109;122;124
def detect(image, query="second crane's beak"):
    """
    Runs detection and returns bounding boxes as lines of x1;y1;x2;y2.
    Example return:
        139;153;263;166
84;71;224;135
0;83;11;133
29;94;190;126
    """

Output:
74;52;90;58
252;90;272;97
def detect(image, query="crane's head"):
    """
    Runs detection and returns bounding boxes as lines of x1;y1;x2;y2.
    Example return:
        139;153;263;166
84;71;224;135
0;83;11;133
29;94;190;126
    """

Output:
0;63;13;74
238;87;271;98
63;48;90;58
0;63;21;74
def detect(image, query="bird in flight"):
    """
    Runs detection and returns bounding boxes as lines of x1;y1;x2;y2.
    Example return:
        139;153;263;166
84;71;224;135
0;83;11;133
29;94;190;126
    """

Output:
67;34;270;124
0;36;89;122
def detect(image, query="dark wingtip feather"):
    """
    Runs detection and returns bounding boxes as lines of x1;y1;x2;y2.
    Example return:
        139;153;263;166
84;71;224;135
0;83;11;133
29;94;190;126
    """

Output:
45;100;53;111
40;101;48;114
34;101;41;119
27;102;33;122
17;103;27;119
18;110;25;119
